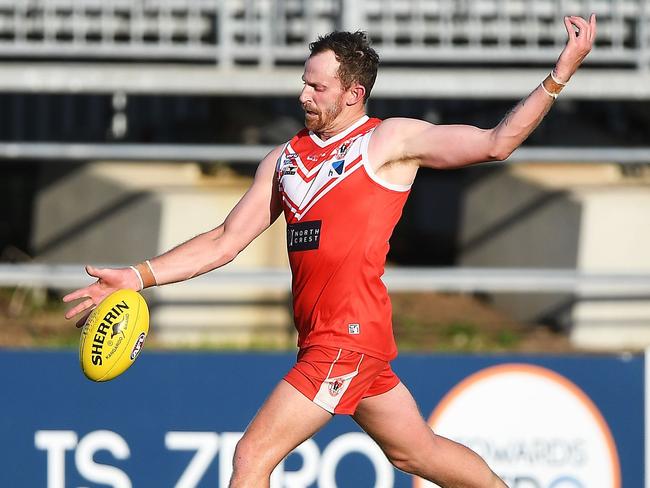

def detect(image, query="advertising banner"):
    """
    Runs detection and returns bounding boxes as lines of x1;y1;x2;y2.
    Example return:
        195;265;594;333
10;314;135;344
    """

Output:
0;351;643;487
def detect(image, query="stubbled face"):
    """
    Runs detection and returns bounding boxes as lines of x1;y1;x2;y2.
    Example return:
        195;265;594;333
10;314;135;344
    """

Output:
299;50;347;133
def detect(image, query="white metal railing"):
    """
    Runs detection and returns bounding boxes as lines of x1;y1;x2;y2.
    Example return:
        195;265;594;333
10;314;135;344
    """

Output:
0;143;648;164
0;0;646;69
1;264;649;297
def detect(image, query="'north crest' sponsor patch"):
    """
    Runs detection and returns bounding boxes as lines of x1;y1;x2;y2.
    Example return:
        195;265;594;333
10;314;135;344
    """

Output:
287;220;321;252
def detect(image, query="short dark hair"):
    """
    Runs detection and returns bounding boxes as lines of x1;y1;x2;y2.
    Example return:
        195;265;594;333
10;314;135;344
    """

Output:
309;31;379;102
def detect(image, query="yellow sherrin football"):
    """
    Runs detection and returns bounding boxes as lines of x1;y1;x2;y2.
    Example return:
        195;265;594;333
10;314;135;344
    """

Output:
79;289;149;382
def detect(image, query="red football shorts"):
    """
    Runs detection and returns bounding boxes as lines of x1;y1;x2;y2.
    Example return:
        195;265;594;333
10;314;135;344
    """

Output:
284;345;400;415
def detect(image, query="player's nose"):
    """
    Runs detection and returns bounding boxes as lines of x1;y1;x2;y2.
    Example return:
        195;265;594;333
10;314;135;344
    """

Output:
299;85;311;105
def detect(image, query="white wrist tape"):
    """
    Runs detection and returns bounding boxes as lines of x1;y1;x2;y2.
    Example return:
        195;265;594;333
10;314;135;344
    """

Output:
550;70;567;86
145;260;159;286
129;266;144;291
540;83;558;99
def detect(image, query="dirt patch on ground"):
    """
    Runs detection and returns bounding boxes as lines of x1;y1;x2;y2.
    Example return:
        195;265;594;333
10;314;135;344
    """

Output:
0;289;80;347
1;287;579;353
391;292;578;353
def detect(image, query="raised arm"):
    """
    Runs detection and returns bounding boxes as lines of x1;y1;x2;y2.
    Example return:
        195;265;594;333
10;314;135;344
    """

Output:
371;15;596;173
63;145;284;322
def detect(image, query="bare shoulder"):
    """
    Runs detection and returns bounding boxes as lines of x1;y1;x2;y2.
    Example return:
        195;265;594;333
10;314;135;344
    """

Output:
370;117;434;165
260;144;285;168
255;144;285;175
373;117;431;141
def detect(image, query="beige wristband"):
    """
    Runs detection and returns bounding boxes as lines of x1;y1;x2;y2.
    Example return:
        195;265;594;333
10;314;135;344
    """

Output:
542;70;566;99
550;70;567;86
540;83;558;99
134;260;157;288
145;260;159;285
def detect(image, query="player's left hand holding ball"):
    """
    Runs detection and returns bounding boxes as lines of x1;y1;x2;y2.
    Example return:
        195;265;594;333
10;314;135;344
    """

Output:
78;289;149;381
64;266;150;382
63;265;141;327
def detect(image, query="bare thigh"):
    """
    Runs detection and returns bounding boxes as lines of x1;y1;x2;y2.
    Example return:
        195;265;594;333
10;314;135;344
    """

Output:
230;379;332;487
353;382;505;488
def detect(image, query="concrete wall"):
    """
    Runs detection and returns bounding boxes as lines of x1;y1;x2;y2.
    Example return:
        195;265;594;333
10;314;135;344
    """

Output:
460;166;581;327
32;161;292;346
35;160;650;350
572;188;650;348
459;163;650;349
32;163;165;262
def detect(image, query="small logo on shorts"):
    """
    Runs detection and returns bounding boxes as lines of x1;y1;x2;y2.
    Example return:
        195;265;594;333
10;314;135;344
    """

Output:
348;323;360;335
329;379;344;396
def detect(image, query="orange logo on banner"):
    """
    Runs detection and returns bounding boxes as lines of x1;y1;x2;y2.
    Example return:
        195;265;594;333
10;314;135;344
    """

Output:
414;364;621;488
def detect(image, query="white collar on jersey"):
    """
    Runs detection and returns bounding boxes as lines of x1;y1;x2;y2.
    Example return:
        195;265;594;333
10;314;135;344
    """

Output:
308;115;369;148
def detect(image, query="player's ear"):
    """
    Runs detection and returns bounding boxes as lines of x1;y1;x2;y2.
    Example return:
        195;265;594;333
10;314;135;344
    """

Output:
346;83;366;106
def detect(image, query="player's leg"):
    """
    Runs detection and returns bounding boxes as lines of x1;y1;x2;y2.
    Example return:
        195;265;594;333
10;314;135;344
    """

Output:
353;382;507;488
229;379;332;488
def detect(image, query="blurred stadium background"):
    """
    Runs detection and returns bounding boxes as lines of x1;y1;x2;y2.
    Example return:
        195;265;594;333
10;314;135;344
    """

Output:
1;0;649;350
1;1;649;487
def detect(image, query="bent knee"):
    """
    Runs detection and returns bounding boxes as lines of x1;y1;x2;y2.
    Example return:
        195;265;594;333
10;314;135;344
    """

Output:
232;436;280;476
390;457;418;475
385;450;427;476
232;438;258;472
382;436;450;479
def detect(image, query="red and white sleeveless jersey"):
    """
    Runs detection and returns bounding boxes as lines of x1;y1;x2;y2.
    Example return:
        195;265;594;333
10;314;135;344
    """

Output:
277;115;411;361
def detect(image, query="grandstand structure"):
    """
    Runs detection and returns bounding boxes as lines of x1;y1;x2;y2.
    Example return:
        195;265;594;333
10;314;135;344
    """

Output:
0;0;647;97
1;0;649;350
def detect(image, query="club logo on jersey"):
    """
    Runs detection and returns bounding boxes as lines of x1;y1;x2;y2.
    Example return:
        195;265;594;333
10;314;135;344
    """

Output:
287;220;321;252
329;379;344;397
328;160;345;177
337;141;351;158
279;152;298;176
348;323;360;335
281;163;297;176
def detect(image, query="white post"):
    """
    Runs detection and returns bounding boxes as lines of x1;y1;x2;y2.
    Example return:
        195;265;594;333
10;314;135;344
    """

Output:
341;0;362;32
218;0;233;69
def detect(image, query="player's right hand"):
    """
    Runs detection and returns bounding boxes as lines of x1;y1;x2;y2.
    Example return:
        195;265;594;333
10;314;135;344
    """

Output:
63;265;140;327
554;14;597;82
